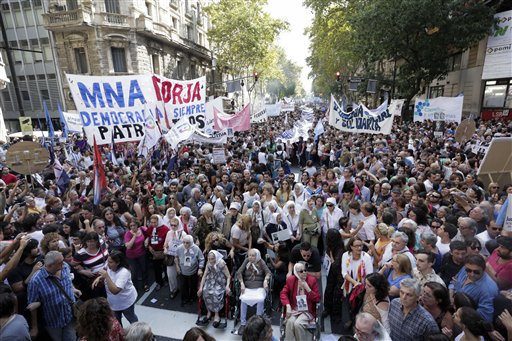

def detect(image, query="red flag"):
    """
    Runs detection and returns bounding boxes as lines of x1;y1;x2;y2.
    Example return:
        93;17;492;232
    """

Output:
93;137;107;206
213;103;251;132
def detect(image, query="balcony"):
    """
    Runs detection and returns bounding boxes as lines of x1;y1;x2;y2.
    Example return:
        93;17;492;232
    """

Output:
43;8;92;30
99;12;129;27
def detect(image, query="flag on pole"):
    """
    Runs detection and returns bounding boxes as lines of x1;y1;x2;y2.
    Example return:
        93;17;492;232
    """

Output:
137;105;162;158
93;137;107;206
43;101;55;147
49;145;70;195
57;102;68;139
110;135;119;166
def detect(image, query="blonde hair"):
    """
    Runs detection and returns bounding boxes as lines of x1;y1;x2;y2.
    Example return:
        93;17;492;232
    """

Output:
236;214;252;230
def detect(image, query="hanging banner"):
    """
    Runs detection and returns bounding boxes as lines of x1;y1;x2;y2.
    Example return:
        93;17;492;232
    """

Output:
265;102;283;117
62;112;83;133
66;73;206;145
328;95;393;134
212;148;227;164
482;10;512;80
413;96;464;123
213;103;250;132
388;99;405;116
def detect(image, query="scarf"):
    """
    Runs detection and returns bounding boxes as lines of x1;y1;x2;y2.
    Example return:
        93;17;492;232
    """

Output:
208;250;225;271
246;248;261;274
343;252;367;297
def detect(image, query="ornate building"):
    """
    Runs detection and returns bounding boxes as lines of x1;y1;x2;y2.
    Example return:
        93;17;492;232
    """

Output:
43;0;213;112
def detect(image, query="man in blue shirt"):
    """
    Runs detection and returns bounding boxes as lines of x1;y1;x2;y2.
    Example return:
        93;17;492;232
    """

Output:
28;251;81;341
449;254;499;321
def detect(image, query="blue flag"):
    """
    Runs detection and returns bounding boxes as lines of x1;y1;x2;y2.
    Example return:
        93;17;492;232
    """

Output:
44;101;55;146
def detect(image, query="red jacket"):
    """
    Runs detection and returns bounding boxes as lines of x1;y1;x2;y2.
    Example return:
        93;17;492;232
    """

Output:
280;274;321;317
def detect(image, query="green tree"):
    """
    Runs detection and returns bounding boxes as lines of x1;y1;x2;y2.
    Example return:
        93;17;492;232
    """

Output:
350;0;495;102
204;0;289;79
266;48;303;99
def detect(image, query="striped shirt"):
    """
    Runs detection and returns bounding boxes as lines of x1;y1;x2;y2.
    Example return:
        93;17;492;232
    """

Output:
73;244;109;273
27;263;74;328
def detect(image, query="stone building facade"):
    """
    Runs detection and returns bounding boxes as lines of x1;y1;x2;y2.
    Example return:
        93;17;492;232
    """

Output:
43;0;213;111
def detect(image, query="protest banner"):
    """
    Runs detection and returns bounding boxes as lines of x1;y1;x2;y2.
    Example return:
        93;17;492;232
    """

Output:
477;137;512;191
187;129;228;145
163;116;195;149
482;10;512;80
213;103;251;132
388;99;405;116
328;95;393;134
265;102;283;117
19;117;33;133
62;112;83;133
251;108;268;123
151;74;207;131
413;96;463;123
66;73;206;145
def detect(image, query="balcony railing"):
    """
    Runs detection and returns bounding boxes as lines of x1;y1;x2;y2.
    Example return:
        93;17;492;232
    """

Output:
43;8;91;28
102;13;128;26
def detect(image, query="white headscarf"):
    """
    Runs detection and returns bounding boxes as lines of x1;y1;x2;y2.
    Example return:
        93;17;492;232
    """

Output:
293;262;305;280
246;248;261;274
252;200;262;212
208;250;225;271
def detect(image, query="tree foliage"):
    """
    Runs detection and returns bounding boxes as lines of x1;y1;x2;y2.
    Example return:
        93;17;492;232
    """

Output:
204;0;289;79
266;48;303;99
306;0;496;101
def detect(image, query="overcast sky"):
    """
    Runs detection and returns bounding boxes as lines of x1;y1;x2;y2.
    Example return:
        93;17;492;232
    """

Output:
265;0;313;94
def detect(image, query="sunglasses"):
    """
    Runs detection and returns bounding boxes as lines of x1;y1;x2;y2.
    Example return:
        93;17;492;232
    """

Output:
465;268;482;275
326;204;334;207
470;245;481;250
170;224;178;227
297;270;306;273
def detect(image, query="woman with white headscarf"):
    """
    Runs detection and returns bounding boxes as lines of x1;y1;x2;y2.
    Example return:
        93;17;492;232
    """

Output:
235;248;271;335
162;208;183;230
292;183;306;209
197;250;231;328
283;201;301;244
280;262;321;341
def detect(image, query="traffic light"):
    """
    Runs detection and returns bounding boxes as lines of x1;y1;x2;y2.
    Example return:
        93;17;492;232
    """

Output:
253;72;259;82
336;71;341;82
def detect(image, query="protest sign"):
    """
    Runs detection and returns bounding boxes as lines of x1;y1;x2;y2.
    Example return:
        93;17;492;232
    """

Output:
19;117;33;133
212;148;227;164
187;129;228;145
265;102;282;117
413;96;463;123
328;95;393;134
251;108;268;123
163;117;195;149
62;112;83;133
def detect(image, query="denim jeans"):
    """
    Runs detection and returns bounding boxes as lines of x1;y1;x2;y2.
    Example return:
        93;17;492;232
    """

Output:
240;300;264;325
45;321;77;341
113;302;139;326
127;255;147;290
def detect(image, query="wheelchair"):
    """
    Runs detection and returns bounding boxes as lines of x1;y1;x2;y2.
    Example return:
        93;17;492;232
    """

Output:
230;268;274;335
279;302;322;341
195;249;232;329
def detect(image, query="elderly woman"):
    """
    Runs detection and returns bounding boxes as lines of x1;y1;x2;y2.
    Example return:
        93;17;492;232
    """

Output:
145;214;170;291
162;208;182;230
176;235;205;307
179;207;197;235
280;262;321;341
292;183;306;209
163;217;187;299
193;204;220;250
197;250;231;328
299;198;320;247
235;248;271;335
283;201;300;244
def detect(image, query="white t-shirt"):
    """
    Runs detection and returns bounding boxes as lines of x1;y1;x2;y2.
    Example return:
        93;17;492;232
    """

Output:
106;267;138;311
231;224;250;247
436;237;451;256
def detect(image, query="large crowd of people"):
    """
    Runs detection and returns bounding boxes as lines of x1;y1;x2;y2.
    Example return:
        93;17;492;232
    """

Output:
0;105;511;341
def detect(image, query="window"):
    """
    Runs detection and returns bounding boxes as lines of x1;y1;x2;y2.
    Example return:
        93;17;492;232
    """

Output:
74;47;88;74
42;45;52;61
151;54;160;74
21;91;30;101
111;47;127;73
66;0;78;10
176;59;182;79
14;11;25;26
447;53;462;72
172;17;178;30
1;4;9;10
47;74;56;79
105;0;120;13
28;75;36;80
429;85;444;98
483;84;507;108
187;25;193;40
18;76;26;81
41;89;50;100
2;92;11;102
3;13;14;29
37;74;46;80
146;2;152;17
